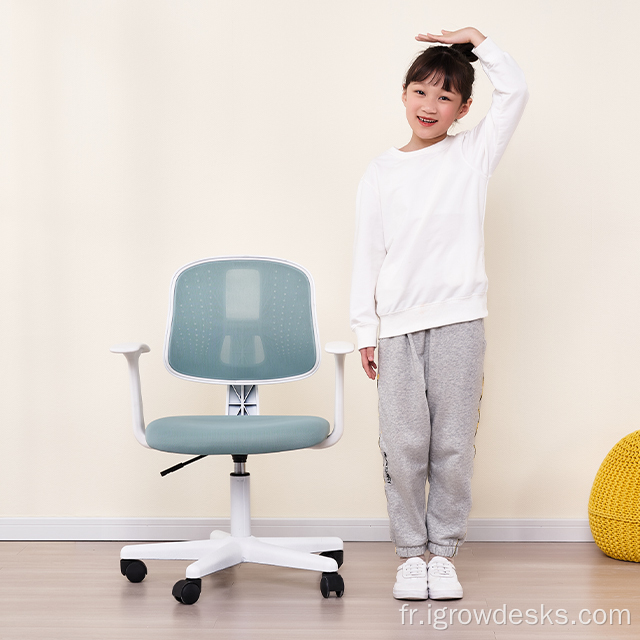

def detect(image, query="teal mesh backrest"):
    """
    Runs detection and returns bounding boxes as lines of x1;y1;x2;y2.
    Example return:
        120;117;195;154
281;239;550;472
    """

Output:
166;258;319;382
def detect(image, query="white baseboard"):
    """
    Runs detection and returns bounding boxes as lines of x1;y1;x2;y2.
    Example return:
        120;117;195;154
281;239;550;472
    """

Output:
466;518;594;542
0;517;593;543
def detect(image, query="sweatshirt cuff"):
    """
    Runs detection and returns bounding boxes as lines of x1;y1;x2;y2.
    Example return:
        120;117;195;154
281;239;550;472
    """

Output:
354;324;378;351
472;36;500;63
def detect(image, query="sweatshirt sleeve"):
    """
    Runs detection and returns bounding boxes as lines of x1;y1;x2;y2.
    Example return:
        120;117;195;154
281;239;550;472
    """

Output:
461;37;529;176
350;166;386;351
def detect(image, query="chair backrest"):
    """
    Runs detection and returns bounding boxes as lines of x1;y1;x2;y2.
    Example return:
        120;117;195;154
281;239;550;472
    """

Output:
164;257;321;384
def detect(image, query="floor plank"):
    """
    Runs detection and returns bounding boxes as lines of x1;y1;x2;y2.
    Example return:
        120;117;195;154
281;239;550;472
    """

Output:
0;541;638;639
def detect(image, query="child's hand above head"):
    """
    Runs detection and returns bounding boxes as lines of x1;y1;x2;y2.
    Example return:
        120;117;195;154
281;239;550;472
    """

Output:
360;347;377;380
416;28;486;48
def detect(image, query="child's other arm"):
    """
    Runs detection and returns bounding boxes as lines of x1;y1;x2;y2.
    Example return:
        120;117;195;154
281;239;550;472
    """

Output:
350;169;385;378
360;346;377;381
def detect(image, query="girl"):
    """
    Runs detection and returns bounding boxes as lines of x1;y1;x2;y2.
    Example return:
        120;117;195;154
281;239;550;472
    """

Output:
350;27;528;600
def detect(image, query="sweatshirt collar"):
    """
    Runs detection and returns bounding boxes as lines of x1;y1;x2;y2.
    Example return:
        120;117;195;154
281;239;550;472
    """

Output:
389;135;454;157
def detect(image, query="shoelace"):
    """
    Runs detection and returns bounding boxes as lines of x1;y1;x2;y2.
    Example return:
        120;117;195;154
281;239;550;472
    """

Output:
429;560;454;577
402;561;427;578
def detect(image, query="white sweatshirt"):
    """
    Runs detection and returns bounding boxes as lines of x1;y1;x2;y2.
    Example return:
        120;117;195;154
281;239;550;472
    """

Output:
350;37;529;351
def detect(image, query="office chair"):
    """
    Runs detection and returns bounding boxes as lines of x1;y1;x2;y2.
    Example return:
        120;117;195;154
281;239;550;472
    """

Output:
111;256;353;604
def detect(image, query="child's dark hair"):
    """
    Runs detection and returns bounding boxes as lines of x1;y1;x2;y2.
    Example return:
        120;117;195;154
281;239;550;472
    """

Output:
403;43;477;104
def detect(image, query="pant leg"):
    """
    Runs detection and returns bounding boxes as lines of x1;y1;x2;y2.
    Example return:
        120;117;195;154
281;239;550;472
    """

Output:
378;331;431;558
425;319;486;557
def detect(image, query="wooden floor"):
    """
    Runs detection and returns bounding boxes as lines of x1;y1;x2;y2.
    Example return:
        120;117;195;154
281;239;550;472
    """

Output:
0;541;638;639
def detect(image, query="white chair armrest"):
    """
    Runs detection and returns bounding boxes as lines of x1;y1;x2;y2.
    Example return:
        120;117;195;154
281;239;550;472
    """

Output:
110;343;151;355
325;341;355;355
111;343;151;448
312;342;354;449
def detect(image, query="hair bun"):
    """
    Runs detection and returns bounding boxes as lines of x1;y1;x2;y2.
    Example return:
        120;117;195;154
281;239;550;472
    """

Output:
450;42;478;63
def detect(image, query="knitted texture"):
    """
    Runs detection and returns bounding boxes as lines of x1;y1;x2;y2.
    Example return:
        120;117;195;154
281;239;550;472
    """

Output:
588;430;640;562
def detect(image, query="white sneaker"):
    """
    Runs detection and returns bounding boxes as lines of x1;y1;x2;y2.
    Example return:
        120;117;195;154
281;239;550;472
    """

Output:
392;557;428;600
427;557;463;600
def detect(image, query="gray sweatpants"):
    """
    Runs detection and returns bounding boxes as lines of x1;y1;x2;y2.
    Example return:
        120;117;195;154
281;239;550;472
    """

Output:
378;319;485;558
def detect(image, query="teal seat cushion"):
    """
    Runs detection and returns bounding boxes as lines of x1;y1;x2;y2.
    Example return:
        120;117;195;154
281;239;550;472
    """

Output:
145;415;330;455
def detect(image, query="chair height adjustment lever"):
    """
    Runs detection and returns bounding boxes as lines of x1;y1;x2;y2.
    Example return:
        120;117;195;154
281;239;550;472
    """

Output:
160;455;208;477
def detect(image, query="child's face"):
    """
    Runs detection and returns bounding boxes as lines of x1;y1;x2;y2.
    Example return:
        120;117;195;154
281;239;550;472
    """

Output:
402;79;472;148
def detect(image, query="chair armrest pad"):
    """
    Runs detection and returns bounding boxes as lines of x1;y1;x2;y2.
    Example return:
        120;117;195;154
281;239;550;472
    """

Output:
110;343;151;355
325;341;354;355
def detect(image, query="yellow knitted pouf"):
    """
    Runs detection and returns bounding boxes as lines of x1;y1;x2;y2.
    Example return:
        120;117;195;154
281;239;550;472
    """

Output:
588;430;640;562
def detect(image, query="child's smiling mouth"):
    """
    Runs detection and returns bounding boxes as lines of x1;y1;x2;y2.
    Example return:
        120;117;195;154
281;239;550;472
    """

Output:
417;116;437;125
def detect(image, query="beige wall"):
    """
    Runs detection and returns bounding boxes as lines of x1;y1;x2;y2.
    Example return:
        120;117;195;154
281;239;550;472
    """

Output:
2;0;638;521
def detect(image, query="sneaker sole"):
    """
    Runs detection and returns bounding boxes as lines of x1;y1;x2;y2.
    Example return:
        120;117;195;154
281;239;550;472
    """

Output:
428;589;463;600
393;588;429;600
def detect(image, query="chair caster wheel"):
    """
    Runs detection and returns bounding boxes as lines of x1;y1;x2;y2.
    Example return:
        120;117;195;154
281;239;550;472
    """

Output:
320;572;344;598
173;578;201;605
320;549;344;568
120;559;147;583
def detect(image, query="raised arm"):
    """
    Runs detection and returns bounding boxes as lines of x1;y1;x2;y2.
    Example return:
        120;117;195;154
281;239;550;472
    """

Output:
416;27;486;48
419;27;529;175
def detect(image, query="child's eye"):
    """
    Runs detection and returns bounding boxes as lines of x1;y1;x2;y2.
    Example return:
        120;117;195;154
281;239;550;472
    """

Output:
439;96;451;101
415;90;425;96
